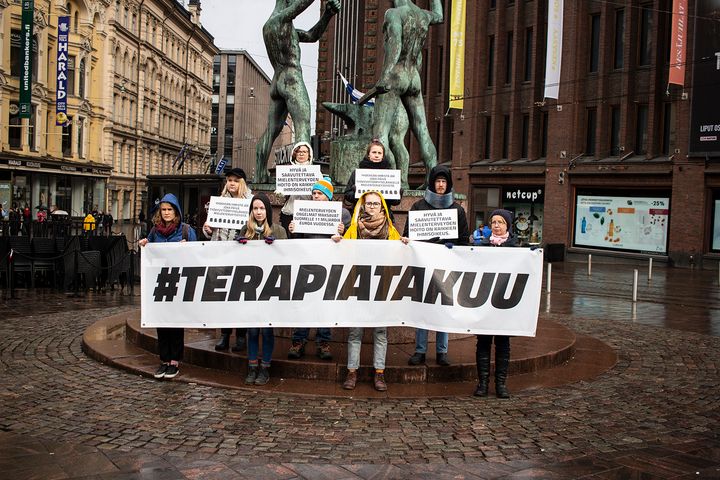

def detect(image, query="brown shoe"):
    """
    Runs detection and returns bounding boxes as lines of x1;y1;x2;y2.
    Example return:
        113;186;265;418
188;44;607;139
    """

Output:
374;372;387;392
343;370;357;390
317;342;333;360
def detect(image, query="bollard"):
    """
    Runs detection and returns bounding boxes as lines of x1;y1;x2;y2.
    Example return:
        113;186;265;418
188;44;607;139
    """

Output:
588;254;592;276
632;269;638;302
648;257;653;281
546;263;552;293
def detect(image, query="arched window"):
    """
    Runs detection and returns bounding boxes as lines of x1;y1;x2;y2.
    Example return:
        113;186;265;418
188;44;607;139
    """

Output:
74;11;79;33
131;56;137;79
123;52;128;77
114;48;121;74
79;58;86;98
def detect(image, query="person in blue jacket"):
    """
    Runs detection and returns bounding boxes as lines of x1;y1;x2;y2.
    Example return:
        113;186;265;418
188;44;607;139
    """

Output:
139;193;197;380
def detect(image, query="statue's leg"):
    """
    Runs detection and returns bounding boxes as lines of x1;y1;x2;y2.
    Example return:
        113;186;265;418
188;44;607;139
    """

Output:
372;94;401;169
255;98;289;183
389;108;410;189
402;93;437;186
284;80;312;145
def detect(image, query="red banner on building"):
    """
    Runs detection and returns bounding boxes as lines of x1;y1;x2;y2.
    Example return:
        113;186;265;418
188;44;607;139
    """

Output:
669;0;688;86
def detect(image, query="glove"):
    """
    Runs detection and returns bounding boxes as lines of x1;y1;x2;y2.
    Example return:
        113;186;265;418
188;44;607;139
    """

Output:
428;237;441;244
530;245;540;251
445;242;454;249
264;236;275;245
234;234;248;244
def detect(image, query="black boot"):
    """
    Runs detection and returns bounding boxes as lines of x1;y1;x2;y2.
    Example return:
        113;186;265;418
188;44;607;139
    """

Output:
214;332;230;351
474;347;490;397
495;348;511;399
231;334;246;353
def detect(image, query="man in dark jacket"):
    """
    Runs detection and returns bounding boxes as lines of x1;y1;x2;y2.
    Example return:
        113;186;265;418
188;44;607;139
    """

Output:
403;164;469;367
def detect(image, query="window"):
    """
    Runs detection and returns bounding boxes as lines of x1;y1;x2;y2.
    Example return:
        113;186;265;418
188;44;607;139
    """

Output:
437;45;444;93
28;105;37;151
10;30;38;80
524;28;533;82
661;103;672;155
610;106;621;155
487;35;495;86
639;5;653;66
586;108;597;155
521;114;529;158
9;103;22;149
505;32;513;84
541;111;548;158
502;115;510;159
635;105;649;155
74;11;79;33
62;117;73;157
614;9;625;69
79;58;86;98
227;55;236;92
67;56;76;96
589;14;601;73
484;117;492;160
77;118;85;158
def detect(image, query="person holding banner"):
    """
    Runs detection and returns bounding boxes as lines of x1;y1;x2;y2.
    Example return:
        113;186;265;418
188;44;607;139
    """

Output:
236;193;288;386
286;175;350;361
403;165;469;367
334;191;408;392
280;142;315;238
202;167;253;353
343;140;402;215
474;209;516;399
138;193;197;380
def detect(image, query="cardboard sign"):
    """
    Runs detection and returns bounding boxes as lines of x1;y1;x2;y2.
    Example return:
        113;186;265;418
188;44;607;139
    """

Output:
206;196;251;229
292;200;342;235
408;209;459;241
355;169;401;200
275;165;322;195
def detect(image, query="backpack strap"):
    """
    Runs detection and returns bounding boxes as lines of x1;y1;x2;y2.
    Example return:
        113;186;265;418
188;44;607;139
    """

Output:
182;223;189;241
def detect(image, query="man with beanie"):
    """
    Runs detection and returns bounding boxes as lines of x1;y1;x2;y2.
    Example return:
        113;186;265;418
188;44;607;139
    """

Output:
287;175;350;360
403;165;470;367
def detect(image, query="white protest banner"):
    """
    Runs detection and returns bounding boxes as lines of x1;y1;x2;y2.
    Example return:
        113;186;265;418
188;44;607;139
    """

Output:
293;200;342;235
355;169;401;200
206;196;251;229
141;240;543;336
275;165;322;195
408;209;459;241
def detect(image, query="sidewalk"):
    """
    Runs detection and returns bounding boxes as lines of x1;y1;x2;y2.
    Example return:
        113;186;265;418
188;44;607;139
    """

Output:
0;261;718;478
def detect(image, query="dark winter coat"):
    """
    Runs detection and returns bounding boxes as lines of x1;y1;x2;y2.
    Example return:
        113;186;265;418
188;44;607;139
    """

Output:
344;157;403;212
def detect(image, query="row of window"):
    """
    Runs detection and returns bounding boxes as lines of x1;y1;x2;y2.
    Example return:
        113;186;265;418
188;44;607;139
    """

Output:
111;143;204;176
8;103;85;159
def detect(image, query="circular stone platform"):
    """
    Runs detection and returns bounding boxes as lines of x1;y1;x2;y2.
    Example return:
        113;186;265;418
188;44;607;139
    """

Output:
82;309;617;398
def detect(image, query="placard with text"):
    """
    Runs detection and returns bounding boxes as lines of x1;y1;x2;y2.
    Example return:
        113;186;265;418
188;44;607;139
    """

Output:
355;169;401;200
293;200;342;235
408;209;459;241
275;165;322;195
206;196;251;229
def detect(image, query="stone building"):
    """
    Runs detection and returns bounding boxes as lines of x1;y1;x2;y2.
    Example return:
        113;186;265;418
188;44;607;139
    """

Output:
0;0;217;224
316;0;716;266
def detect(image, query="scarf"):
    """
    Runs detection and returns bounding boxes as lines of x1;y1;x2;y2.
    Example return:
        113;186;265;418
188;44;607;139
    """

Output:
254;223;267;238
357;210;388;239
424;189;454;209
489;232;510;246
155;222;178;237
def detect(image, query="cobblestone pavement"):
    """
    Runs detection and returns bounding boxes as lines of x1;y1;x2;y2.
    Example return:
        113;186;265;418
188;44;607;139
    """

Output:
1;263;719;478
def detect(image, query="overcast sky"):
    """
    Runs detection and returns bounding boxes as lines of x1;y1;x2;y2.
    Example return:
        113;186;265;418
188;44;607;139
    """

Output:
198;0;323;134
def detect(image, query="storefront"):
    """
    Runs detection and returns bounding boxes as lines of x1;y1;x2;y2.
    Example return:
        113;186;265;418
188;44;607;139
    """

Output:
0;155;111;217
471;185;545;246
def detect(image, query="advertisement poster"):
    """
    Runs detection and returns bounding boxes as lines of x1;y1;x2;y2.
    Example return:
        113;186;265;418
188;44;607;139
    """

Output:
574;195;669;253
689;0;720;154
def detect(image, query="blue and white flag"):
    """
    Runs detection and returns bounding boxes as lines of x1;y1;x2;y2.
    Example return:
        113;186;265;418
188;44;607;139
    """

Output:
338;72;374;107
214;157;228;175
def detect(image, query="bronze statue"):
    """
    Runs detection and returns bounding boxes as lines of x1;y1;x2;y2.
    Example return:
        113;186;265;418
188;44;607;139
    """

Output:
372;0;443;183
255;0;341;183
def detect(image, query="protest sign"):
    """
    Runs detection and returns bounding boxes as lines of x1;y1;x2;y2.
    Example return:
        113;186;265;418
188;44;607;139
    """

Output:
408;209;459;241
355;169;401;200
292;200;342;235
206;196;251;229
276;165;322;195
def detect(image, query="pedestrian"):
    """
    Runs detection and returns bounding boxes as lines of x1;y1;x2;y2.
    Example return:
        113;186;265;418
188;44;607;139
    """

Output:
279;141;314;237
203;167;252;353
473;208;516;399
286;175;350;361
471;221;492;244
138;193;197;380
9;205;20;236
83;211;96;236
344;139;403;216
404;165;469;367
235;193;288;386
334;191;408;392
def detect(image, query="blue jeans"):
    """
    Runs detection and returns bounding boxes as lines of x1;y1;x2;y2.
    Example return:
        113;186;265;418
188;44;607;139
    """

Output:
247;328;274;366
414;329;448;354
347;327;387;370
292;328;332;343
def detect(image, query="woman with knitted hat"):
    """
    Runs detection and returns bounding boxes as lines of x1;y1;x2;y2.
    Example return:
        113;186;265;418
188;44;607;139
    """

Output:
473;208;517;399
235;193;288;386
202;167;252;353
280;141;314;237
333;191;408;392
286;176;350;361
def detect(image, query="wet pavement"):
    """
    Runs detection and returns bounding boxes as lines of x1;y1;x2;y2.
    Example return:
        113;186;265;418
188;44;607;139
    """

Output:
0;261;719;479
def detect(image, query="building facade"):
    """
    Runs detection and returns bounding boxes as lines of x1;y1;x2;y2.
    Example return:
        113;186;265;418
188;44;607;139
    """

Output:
317;0;716;266
211;50;292;178
0;0;217;224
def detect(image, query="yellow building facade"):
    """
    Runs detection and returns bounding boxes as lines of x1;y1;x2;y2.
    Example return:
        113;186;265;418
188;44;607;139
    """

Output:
0;0;217;222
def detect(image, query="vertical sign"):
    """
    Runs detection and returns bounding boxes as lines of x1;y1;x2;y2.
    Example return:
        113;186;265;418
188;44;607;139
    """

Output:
544;0;563;99
19;0;34;118
669;0;688;86
56;16;70;126
689;0;720;155
449;0;466;110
